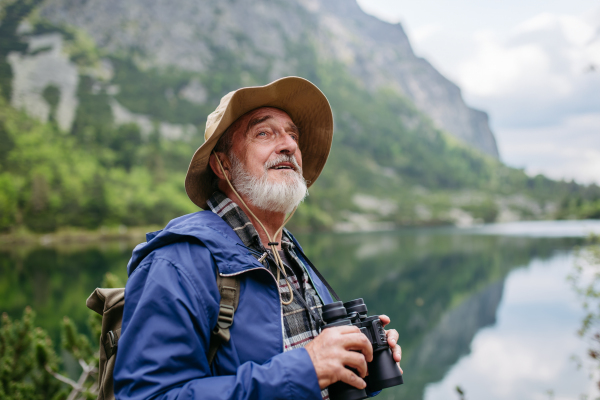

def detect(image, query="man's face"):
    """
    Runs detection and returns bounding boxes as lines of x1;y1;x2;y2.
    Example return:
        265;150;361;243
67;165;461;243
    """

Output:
223;107;307;213
230;107;302;184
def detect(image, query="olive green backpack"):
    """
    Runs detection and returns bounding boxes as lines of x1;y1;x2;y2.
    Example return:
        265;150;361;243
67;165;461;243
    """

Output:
86;272;240;400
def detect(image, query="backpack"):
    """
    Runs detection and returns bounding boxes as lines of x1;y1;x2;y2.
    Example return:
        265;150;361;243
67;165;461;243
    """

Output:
86;271;240;400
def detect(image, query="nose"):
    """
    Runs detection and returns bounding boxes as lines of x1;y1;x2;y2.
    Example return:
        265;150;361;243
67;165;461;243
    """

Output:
275;131;299;156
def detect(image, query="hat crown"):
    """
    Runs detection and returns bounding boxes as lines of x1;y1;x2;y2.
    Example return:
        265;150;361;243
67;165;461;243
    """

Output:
205;90;235;141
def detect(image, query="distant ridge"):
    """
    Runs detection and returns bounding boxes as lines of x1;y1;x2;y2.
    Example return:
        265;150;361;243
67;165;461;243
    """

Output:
39;0;499;157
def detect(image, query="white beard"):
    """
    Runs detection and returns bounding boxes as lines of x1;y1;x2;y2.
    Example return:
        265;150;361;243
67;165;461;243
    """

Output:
230;153;308;214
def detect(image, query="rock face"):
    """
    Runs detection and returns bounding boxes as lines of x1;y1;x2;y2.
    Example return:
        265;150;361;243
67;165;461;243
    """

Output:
38;0;499;157
306;0;499;158
8;33;79;132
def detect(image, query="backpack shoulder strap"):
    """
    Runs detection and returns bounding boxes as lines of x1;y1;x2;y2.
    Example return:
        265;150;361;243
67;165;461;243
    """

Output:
207;270;240;365
86;287;125;400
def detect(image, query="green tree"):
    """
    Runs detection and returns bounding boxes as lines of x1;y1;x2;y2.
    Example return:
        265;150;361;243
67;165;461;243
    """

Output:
0;273;123;400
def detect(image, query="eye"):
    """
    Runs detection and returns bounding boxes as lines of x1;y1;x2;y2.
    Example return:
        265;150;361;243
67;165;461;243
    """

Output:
257;131;267;137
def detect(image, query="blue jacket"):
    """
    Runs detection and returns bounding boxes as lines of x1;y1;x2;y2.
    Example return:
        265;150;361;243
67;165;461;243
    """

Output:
114;211;334;399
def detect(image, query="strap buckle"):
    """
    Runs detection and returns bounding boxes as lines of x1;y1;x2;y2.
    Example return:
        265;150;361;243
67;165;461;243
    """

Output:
212;304;234;342
216;304;235;329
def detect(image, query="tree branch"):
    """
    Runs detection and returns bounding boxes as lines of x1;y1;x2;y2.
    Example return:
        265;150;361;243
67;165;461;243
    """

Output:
66;359;97;400
44;364;79;389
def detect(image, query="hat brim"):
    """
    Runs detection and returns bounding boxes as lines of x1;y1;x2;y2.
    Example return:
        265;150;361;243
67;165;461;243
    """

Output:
185;76;334;209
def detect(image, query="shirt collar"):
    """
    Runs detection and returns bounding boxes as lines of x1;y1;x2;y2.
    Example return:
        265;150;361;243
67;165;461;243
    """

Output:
206;190;294;251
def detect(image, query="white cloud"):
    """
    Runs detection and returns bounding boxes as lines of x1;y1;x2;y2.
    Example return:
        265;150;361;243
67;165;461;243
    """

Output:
459;31;552;97
458;12;599;102
497;113;600;184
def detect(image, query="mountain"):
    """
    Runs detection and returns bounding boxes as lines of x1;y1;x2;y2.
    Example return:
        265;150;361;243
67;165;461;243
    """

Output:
0;0;598;234
37;0;499;157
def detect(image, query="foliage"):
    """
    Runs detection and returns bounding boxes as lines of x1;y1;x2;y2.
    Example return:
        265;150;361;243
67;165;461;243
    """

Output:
568;235;600;391
557;186;600;220
0;97;197;233
0;308;93;400
461;197;499;223
0;273;123;399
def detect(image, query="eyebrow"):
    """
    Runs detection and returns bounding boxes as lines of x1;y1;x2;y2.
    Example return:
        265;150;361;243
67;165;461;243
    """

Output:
246;115;272;132
245;115;299;136
287;122;300;135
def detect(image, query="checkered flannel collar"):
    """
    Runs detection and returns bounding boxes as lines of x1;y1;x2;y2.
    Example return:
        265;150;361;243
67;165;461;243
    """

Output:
206;191;295;252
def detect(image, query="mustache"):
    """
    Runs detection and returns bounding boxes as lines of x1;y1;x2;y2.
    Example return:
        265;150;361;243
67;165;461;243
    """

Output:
264;154;302;173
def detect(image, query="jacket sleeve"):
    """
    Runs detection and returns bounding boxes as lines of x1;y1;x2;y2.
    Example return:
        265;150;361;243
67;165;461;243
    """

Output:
113;253;322;400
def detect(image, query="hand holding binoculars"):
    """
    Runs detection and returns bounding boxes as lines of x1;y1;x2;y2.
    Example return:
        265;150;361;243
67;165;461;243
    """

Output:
320;299;404;400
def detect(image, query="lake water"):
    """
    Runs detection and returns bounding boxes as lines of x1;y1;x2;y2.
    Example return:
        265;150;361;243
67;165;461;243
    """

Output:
2;220;600;399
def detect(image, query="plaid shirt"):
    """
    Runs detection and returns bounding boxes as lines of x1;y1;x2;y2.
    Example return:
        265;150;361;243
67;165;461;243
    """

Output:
207;191;325;352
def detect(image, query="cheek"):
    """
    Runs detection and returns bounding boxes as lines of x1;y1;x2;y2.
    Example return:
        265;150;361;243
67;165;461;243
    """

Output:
246;146;272;172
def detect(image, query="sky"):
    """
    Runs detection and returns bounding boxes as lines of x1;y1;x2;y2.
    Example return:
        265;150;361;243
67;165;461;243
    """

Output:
356;0;600;185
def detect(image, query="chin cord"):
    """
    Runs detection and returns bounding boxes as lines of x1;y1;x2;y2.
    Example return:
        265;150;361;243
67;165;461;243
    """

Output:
213;151;297;305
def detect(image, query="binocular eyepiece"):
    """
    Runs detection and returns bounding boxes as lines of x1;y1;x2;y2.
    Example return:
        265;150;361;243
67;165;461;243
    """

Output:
320;299;403;400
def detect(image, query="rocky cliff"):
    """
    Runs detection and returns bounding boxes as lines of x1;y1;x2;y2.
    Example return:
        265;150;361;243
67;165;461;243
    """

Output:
3;0;571;234
38;0;499;157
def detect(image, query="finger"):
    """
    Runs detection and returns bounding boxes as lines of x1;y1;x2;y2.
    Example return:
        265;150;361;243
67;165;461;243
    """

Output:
397;362;404;375
378;314;391;327
392;344;402;363
342;351;369;378
334;325;362;335
339;368;367;390
386;329;399;348
342;333;373;362
339;331;371;347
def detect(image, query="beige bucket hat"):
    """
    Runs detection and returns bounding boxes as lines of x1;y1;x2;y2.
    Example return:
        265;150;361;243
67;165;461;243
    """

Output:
185;76;334;209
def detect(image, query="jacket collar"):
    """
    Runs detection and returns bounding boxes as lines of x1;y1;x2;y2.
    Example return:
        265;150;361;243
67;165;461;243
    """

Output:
127;211;264;276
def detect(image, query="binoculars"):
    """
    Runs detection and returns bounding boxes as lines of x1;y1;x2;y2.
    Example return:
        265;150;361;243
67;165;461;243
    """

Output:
321;299;404;400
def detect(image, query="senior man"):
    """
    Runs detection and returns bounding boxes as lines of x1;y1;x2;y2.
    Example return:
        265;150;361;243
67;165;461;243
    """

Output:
113;77;402;399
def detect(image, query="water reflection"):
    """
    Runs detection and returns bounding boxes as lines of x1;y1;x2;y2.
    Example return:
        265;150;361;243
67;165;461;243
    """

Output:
294;230;582;399
0;226;588;399
424;253;595;399
0;241;135;344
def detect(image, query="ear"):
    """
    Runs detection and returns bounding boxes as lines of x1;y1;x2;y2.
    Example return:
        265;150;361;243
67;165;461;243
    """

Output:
209;152;232;181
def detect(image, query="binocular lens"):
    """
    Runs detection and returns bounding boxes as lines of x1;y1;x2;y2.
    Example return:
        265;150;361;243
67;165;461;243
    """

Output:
343;298;368;316
322;301;348;323
367;349;404;391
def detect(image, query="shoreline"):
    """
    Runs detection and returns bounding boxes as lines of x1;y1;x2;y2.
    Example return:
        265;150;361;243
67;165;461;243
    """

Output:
2;218;597;248
0;225;161;247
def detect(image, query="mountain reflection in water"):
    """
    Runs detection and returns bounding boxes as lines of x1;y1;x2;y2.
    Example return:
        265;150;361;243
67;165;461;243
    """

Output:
0;222;596;399
295;228;583;399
